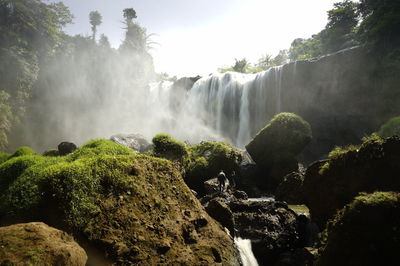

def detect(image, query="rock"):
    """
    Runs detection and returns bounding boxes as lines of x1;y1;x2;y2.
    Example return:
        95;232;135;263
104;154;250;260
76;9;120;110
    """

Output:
110;133;152;153
0;222;87;265
233;190;248;200
204;178;221;195
57;141;77;155
275;168;305;204
229;200;299;264
205;198;235;236
245;113;312;190
303;136;400;228
317;192;400;266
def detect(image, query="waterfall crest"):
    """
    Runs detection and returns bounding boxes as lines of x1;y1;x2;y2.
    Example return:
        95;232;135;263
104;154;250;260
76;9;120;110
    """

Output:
234;237;259;266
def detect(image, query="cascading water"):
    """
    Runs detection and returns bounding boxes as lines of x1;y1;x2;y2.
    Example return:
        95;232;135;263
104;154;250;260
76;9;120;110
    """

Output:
234;237;259;266
155;67;284;147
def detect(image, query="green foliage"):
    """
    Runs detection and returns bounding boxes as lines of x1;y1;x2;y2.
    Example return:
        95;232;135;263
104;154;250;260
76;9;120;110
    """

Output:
123;8;137;23
10;146;36;158
42;149;59;157
318;191;400;266
152;134;188;164
378;116;400;138
289;36;323;61
89;11;102;41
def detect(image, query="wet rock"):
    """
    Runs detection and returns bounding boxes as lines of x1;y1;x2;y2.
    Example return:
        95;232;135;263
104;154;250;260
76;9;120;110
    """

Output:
229;200;299;265
0;222;87;265
204;178;221;194
110;133;152;153
205;198;235;236
275;168;305;204
233;190;248;200
57;141;77;155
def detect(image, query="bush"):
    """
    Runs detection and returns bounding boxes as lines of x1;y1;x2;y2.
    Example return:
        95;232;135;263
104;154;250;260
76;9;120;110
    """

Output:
152;134;188;164
9;146;36;158
318;192;400;266
378;116;400;138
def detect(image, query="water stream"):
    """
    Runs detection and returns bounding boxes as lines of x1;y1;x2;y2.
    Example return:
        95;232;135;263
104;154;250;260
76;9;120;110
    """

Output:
234;237;259;266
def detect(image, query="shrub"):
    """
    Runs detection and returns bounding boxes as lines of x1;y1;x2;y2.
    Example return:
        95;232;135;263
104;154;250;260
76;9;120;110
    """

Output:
378;116;400;138
9;146;36;158
318;192;400;266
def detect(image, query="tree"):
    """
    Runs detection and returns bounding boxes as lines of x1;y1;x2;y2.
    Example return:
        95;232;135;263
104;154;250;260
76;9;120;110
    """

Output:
89;11;102;42
232;58;249;73
257;53;273;70
272;50;289;66
99;34;111;49
123;8;137;24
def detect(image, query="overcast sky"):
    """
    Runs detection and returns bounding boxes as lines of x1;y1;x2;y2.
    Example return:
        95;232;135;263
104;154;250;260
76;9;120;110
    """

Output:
50;0;340;77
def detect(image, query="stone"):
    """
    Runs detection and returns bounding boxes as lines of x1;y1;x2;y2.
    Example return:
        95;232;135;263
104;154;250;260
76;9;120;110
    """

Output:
0;222;87;265
57;141;77;155
110;133;153;153
205;198;235;236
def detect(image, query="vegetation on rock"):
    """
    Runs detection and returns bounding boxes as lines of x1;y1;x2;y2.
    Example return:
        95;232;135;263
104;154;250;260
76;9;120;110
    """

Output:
317;191;400;266
378;116;400;138
151;133;188;164
304;135;400;228
0;139;239;265
246;112;312;189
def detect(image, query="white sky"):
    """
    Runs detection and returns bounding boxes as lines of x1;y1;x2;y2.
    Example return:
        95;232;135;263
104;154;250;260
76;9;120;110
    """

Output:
50;0;339;77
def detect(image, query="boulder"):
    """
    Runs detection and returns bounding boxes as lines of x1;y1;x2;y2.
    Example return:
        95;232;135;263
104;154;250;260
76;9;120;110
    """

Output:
57;141;77;155
317;192;400;266
303;136;400;228
275;167;305;204
0;222;87;265
245;112;312;190
205;198;235;236
204;178;221;195
110;133;152;153
229;200;299;264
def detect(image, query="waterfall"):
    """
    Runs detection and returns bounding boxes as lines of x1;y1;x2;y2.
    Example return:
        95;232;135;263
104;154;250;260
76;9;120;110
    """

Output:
146;67;284;147
234;237;259;266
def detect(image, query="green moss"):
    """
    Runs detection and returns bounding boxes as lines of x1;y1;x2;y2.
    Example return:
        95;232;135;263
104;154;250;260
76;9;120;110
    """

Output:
67;139;134;161
9;146;36;158
378;116;400;138
318;192;400;266
0;153;10;164
152;134;189;164
185;141;242;194
42;149;59;157
328;145;358;160
246;112;312;164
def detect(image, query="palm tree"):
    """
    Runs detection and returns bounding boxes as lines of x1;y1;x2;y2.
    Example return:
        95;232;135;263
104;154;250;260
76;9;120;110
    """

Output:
89;11;102;42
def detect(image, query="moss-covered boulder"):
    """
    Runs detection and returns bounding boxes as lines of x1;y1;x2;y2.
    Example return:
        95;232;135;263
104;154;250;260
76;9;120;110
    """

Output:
9;146;36;158
245;112;312;190
42;149;59;156
186;141;242;195
317;192;400;266
378;116;400;138
0;222;87;265
0;139;239;265
0;153;10;164
151;133;189;165
303;135;400;228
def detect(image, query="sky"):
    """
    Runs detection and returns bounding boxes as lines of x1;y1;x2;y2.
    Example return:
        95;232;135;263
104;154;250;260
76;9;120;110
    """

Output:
48;0;340;77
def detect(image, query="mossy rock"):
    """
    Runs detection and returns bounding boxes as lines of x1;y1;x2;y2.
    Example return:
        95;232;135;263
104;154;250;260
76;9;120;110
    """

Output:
318;192;400;266
185;141;242;195
303;135;400;228
378;116;400;138
0;138;239;265
9;146;36;158
245;112;311;190
0;153;10;164
246;112;312;164
151;134;189;165
43;149;60;157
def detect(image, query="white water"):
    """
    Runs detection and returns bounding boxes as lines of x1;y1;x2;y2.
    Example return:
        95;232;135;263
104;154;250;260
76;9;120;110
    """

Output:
148;68;284;148
234;237;259;266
